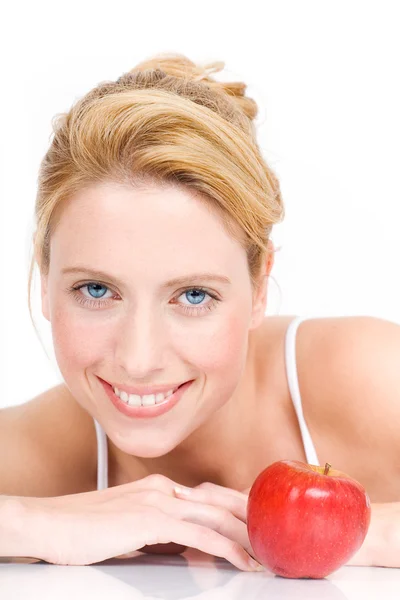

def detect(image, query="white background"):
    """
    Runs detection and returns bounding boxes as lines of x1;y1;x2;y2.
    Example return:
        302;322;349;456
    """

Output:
1;1;399;408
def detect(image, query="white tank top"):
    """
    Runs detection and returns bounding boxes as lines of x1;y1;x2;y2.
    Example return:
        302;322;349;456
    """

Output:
93;316;319;491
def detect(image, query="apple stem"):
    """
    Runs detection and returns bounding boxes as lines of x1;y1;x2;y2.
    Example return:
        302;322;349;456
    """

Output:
324;462;331;476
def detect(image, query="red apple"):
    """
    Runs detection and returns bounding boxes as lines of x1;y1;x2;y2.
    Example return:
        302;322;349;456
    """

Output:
247;460;371;579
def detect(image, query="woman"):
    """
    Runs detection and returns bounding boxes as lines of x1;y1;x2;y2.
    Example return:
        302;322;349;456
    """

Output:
1;53;399;571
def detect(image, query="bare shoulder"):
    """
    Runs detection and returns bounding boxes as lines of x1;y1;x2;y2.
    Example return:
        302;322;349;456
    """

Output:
292;314;400;425
255;312;393;420
258;314;400;501
0;383;97;497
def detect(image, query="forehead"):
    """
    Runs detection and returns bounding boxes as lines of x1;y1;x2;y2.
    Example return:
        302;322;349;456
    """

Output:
50;181;247;277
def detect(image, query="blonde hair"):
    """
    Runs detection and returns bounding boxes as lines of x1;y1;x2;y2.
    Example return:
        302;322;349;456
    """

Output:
28;53;285;334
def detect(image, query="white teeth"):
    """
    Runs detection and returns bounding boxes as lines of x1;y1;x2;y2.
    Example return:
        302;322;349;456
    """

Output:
141;394;156;406
128;394;141;407
113;386;175;406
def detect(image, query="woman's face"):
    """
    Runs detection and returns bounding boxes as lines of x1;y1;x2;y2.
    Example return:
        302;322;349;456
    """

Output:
40;180;268;457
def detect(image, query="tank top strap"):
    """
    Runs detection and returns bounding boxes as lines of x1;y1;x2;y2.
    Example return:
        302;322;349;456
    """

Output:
284;316;320;466
93;418;108;490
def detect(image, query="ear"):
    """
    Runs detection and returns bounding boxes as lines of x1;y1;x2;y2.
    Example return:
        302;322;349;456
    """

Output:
249;240;275;330
36;254;51;322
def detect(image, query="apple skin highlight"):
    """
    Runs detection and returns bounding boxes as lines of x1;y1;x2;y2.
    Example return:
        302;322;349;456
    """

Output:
246;459;371;579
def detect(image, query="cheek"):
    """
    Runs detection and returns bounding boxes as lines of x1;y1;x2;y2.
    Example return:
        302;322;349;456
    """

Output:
173;313;250;421
175;312;249;375
50;306;108;380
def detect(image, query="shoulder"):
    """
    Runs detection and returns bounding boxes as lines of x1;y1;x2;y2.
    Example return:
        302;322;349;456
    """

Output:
258;314;400;499
37;383;99;492
292;314;400;429
256;313;400;422
1;383;98;496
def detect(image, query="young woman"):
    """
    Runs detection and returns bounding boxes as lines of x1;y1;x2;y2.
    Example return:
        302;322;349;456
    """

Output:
1;53;399;571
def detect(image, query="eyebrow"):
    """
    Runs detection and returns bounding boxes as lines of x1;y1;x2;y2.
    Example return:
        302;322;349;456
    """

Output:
61;266;232;289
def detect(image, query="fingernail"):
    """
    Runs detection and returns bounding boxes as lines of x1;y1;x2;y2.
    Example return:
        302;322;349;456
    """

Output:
249;558;265;571
174;485;192;496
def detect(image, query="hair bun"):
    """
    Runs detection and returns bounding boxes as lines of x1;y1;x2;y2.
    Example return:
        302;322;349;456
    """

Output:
124;53;258;121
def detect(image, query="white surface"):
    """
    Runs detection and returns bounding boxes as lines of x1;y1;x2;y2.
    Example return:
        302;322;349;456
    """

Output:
1;549;399;599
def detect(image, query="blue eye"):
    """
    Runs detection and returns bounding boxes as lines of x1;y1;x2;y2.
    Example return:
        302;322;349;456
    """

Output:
183;289;206;305
67;282;220;316
86;283;109;299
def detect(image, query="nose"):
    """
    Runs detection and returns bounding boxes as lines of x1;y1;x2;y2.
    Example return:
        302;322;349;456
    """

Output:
114;305;167;379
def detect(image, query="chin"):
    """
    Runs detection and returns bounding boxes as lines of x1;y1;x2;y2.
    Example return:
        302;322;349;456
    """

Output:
113;430;184;459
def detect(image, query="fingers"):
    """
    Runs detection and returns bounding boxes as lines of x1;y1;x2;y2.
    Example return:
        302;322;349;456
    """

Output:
176;483;248;523
134;489;254;561
173;486;255;560
132;475;249;524
152;510;263;572
120;474;262;570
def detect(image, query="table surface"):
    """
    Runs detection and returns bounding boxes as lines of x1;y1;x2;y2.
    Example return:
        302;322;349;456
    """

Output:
1;548;399;599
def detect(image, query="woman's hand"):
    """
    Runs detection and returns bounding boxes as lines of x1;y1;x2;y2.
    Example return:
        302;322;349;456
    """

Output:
138;480;253;559
346;502;400;568
24;474;264;572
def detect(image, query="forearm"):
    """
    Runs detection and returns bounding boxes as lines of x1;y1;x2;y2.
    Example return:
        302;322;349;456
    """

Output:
346;502;400;568
0;495;42;560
